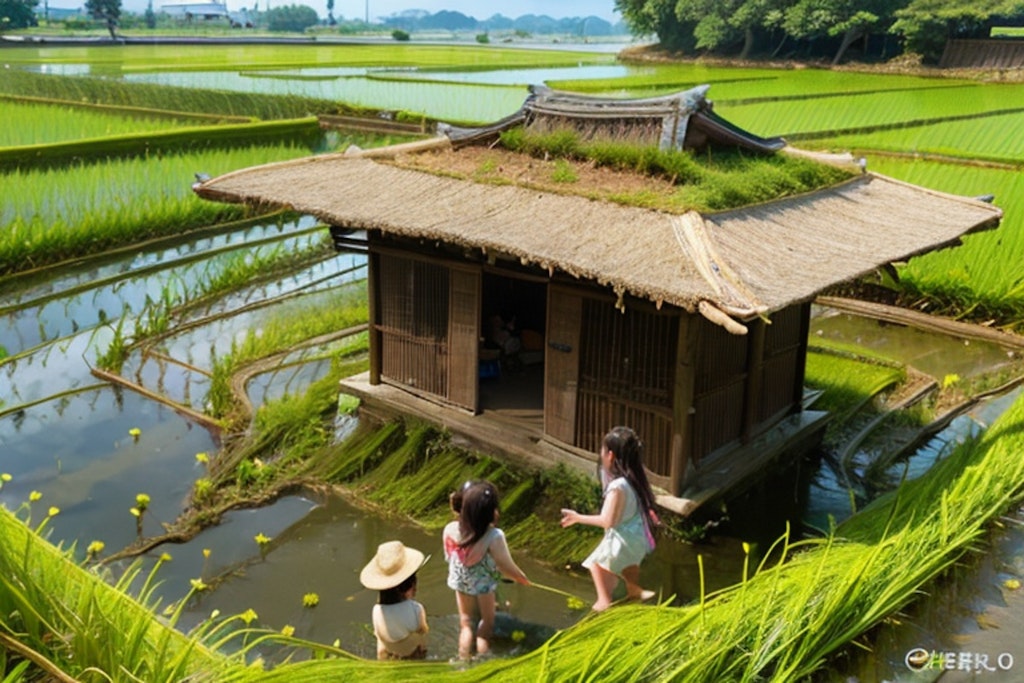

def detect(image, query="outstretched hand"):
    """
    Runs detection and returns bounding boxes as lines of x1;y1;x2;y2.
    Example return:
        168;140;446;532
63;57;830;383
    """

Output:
560;508;579;528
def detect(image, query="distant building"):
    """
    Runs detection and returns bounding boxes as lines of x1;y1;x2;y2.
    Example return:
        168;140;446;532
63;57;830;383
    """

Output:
161;2;230;21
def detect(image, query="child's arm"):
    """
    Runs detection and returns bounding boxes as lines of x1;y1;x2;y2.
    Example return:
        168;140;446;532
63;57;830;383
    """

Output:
560;486;624;530
489;530;529;585
416;601;429;634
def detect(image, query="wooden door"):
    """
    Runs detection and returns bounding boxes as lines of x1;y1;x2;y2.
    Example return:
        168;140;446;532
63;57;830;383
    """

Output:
448;265;481;412
544;285;582;443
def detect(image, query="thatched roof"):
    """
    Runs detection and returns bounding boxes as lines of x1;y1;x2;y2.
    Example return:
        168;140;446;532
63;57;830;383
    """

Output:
441;84;786;154
194;147;1002;329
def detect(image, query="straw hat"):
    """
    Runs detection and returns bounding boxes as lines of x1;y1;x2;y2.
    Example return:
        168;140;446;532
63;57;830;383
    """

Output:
359;541;427;590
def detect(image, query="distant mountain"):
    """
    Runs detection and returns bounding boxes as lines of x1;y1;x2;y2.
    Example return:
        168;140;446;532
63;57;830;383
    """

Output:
381;10;626;36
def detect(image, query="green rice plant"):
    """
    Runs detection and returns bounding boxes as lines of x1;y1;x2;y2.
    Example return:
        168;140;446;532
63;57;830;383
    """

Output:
716;82;1024;140
0;98;201;147
804;346;906;430
806;109;1024;164
0;117;321;171
206;285;369;420
865;157;1024;325
0;143;312;276
0;43;610;74
0;69;365;120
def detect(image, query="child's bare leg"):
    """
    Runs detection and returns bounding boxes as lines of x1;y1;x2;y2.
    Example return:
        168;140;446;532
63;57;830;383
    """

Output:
455;591;477;660
589;563;618;611
622;565;655;601
475;591;497;656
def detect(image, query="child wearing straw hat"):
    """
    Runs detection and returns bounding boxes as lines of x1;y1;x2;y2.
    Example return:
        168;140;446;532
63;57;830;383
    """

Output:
360;540;430;660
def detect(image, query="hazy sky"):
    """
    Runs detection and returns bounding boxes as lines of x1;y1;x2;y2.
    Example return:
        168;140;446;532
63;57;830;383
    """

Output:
125;1;621;22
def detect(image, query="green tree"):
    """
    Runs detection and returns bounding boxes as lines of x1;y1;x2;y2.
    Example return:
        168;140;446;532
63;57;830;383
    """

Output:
677;0;788;57
84;0;120;38
783;0;903;63
892;0;1024;62
264;3;317;31
615;0;699;50
0;0;38;31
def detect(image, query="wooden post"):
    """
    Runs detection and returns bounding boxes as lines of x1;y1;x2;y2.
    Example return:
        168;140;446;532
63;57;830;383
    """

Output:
671;313;699;495
743;317;767;442
367;248;381;385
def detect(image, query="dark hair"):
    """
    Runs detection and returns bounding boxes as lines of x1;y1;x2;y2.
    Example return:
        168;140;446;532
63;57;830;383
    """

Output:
379;572;417;605
603;426;657;532
458;481;499;548
449;479;475;515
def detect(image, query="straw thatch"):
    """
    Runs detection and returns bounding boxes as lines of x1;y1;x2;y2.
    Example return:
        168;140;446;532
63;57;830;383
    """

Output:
441;84;786;153
194;154;1002;323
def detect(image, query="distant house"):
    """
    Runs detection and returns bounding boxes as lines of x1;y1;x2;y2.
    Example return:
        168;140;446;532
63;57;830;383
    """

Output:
161;2;230;21
194;86;1003;516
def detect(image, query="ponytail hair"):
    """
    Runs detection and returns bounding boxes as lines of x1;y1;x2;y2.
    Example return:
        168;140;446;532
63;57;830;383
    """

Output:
459;481;499;548
604;426;658;531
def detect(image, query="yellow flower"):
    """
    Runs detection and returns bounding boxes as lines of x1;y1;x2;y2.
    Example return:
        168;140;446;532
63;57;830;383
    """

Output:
240;608;258;625
302;592;320;608
332;639;341;648
203;548;211;559
281;624;295;637
29;490;42;502
130;507;141;517
566;596;585;610
195;452;209;464
511;630;526;643
209;609;221;620
160;552;172;562
129;427;141;439
942;373;961;389
190;578;208;591
1005;578;1022;591
1;473;11;481
254;533;271;546
86;540;105;556
135;493;150;509
47;506;60;517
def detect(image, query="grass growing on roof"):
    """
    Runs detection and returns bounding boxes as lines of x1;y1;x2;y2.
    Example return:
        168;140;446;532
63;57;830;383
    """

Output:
497;127;853;211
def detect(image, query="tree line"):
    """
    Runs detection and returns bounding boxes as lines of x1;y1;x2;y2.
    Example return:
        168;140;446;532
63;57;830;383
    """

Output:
615;0;1024;63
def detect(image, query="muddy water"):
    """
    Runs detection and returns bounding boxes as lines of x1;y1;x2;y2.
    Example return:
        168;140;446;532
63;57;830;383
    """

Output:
2;224;1024;670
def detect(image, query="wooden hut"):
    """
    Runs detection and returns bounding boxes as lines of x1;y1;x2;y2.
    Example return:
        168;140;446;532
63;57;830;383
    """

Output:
194;86;1002;515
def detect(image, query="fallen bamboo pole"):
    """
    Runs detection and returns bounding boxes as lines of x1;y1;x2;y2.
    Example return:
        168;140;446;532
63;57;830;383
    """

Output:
90;367;223;431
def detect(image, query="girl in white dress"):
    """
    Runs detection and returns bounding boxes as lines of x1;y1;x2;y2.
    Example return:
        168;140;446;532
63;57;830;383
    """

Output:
560;426;659;611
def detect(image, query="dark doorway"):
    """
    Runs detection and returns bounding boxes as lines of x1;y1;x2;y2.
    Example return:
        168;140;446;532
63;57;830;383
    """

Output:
479;273;547;414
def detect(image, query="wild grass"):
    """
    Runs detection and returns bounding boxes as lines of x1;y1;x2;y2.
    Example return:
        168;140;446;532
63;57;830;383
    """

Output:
498;127;853;211
0;143;311;276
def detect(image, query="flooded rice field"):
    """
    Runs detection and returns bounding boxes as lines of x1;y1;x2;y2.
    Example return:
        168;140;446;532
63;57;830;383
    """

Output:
2;213;1023;671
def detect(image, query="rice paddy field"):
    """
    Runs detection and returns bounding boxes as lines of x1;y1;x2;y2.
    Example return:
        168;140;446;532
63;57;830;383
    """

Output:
2;41;1024;682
